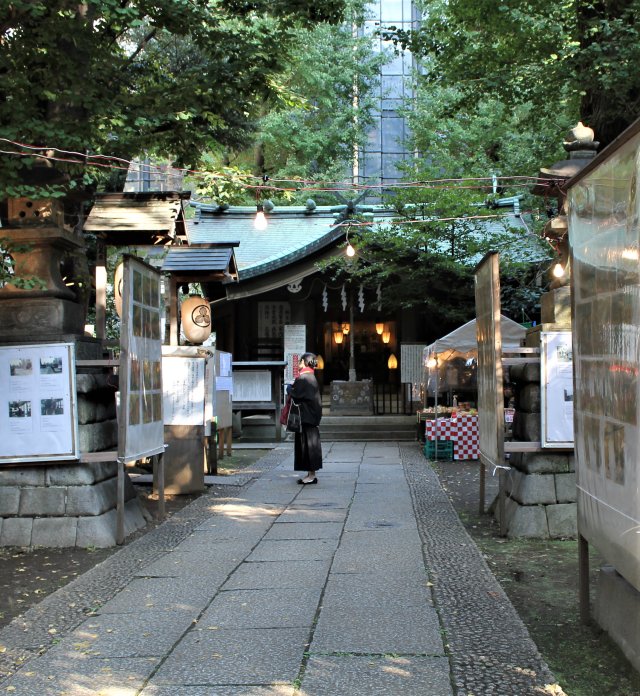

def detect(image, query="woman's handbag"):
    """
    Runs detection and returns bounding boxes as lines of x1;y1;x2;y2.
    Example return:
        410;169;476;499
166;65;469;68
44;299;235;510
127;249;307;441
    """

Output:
286;400;303;433
279;396;291;426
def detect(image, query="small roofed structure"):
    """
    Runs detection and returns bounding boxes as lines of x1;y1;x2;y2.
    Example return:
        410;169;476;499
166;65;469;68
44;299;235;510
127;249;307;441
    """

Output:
160;243;239;344
84;191;192;339
84;191;190;246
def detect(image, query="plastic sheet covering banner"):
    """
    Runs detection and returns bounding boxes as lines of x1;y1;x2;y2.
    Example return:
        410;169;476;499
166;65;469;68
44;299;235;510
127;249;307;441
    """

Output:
474;252;505;469
119;255;165;462
568;126;640;592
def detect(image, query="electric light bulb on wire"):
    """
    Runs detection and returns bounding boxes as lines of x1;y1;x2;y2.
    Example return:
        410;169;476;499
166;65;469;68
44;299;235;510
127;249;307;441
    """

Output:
254;203;268;230
553;262;565;278
346;242;355;257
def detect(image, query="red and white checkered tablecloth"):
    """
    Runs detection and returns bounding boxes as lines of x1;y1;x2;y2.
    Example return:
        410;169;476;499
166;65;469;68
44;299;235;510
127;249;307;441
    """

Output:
454;415;479;460
424;415;479;460
424;418;455;441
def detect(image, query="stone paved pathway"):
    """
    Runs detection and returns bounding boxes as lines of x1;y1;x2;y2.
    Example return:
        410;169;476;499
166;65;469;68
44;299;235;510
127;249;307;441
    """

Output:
0;442;557;695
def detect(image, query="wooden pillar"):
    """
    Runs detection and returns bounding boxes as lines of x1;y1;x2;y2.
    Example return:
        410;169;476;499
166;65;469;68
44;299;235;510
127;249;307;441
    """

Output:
169;276;179;345
579;533;590;624
95;240;107;340
116;459;125;545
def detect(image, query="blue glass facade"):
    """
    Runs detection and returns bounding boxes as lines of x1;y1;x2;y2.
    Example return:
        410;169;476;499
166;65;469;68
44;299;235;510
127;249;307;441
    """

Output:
356;0;420;195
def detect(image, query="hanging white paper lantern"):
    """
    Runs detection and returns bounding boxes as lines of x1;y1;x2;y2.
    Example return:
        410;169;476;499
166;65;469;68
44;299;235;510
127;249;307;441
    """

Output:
114;262;124;318
181;295;212;344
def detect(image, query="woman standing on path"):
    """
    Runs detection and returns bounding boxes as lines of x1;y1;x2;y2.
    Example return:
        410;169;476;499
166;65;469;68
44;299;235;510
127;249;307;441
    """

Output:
287;352;323;484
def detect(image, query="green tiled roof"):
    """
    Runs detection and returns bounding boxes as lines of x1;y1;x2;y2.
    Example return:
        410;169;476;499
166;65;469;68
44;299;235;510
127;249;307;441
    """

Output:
187;206;348;279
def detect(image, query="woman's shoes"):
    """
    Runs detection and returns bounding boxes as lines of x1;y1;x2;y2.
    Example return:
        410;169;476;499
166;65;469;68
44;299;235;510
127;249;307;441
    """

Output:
297;477;318;485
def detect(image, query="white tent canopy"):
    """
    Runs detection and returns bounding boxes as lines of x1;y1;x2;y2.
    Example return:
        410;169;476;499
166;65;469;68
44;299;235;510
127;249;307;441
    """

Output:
424;315;526;359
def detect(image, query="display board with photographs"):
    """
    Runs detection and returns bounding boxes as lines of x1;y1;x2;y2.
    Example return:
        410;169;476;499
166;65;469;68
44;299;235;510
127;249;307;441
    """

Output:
541;331;574;447
0;343;78;463
119;256;164;461
568;127;640;592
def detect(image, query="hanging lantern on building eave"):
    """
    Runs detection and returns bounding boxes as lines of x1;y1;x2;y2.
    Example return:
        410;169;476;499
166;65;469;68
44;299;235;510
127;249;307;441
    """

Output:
388;353;398;370
181;294;212;344
333;330;344;344
114;262;124;318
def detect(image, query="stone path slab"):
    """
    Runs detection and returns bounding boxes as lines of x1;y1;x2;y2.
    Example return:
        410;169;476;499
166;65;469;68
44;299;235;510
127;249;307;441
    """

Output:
0;440;559;695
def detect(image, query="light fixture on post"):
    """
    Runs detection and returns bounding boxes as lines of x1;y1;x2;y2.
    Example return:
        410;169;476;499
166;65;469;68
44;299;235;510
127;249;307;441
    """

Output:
388;353;398;370
375;322;384;335
382;329;391;344
333;330;344;344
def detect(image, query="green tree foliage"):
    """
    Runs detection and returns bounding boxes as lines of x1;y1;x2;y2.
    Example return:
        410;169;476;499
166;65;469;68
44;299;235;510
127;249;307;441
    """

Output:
191;0;388;204
382;0;640;148
0;0;347;200
322;170;548;333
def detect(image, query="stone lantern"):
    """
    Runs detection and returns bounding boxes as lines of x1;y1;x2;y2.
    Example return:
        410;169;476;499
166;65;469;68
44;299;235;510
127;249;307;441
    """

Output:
0;196;88;341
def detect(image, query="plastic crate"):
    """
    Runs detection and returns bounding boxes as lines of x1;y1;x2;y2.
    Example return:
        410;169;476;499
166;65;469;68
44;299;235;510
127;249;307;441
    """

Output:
423;439;454;460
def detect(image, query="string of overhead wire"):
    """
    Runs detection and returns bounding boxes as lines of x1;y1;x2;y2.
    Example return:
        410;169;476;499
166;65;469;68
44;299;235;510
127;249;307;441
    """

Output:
0;138;562;196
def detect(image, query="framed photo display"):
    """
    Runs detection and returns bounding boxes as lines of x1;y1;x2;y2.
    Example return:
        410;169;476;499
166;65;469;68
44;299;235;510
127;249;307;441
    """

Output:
119;255;165;462
0;342;78;463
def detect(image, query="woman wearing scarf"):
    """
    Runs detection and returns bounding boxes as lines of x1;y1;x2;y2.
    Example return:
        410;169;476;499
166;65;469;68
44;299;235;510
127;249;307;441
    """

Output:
287;352;323;484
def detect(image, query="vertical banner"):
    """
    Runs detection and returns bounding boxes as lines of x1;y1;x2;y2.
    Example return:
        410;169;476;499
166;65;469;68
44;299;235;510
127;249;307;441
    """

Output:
474;252;505;471
119;255;165;462
0;343;78;463
541;331;574;447
284;324;306;385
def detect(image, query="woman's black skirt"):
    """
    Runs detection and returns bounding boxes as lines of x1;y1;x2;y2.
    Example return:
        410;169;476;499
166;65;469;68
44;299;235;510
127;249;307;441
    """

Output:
294;424;323;471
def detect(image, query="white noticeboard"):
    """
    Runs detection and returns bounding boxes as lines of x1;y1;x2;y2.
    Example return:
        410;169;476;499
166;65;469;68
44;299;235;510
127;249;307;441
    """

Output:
0;342;78;463
284;324;306;385
162;357;206;426
541;330;574;448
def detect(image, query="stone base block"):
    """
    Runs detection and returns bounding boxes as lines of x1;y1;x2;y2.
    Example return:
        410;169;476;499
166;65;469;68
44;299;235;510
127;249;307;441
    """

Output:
595;565;640;673
517;384;541;413
0;517;33;546
32;517;79;547
502;497;549;538
555;472;577;503
510;452;571;475
76;499;146;548
507;470;557;505
512;411;541;442
546;503;577;538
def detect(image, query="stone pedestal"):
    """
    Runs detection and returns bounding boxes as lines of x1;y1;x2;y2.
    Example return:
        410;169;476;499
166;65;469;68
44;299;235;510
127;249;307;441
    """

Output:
0;339;147;547
0;461;146;548
499;287;576;538
330;380;374;415
497;452;577;538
